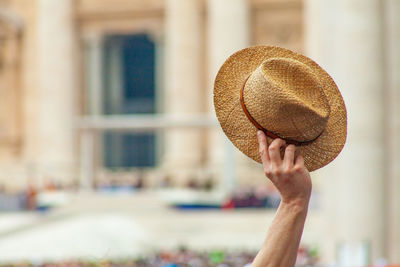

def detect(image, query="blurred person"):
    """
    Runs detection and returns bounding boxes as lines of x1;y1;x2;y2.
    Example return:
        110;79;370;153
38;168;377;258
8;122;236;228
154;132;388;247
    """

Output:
160;175;172;188
203;176;215;191
26;182;37;210
135;173;144;189
251;131;312;267
186;176;200;189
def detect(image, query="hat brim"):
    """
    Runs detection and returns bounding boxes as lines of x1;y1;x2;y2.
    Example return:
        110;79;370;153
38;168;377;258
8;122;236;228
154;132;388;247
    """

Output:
214;46;347;172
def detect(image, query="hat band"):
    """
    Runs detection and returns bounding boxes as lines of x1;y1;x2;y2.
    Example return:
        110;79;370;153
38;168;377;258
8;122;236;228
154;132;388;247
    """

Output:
240;76;322;146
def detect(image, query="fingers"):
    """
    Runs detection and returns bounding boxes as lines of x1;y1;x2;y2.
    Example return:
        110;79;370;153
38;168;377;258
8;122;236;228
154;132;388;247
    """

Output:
258;132;306;179
283;144;296;168
257;131;270;168
268;138;286;167
294;153;305;168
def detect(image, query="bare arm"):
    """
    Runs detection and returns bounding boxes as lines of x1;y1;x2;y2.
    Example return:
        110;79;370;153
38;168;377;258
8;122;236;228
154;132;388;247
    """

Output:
251;131;312;267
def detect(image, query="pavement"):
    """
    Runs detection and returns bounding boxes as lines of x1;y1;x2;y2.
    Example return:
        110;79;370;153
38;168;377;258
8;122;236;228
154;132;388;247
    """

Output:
0;190;323;263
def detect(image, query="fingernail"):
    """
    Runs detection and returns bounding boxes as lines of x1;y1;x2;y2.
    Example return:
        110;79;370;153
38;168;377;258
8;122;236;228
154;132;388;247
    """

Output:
257;131;263;139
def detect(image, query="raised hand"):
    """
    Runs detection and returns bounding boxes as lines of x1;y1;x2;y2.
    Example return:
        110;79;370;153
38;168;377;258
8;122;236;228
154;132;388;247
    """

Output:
257;130;312;207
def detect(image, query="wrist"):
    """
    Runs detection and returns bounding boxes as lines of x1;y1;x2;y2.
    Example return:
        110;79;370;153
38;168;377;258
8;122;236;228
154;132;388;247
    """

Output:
280;198;310;213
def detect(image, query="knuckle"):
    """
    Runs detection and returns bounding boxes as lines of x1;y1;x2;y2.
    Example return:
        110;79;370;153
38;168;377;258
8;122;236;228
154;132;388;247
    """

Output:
293;165;303;173
269;144;279;152
271;166;282;176
283;166;293;175
264;168;272;177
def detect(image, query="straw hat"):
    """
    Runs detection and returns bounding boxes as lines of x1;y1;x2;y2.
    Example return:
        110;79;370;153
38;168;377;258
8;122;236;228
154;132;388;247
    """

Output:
213;46;347;172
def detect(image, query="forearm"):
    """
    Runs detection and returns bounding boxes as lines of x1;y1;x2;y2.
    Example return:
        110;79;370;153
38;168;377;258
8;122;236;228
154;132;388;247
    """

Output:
252;201;309;267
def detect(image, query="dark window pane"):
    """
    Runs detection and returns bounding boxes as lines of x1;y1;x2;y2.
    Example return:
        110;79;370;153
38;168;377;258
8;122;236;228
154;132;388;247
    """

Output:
102;34;156;168
104;132;155;168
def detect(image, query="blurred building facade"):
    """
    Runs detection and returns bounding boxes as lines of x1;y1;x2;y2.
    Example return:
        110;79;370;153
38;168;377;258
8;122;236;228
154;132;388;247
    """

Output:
0;0;304;188
0;0;399;264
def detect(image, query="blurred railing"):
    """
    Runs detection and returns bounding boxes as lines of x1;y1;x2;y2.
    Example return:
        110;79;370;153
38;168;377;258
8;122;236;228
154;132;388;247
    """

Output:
76;114;232;190
76;114;218;131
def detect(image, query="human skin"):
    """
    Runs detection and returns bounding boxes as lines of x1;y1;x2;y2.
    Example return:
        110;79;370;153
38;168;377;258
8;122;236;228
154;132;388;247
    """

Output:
251;131;312;267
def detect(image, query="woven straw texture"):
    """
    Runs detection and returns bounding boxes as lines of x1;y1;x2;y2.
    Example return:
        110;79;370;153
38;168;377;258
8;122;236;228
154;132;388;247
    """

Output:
214;46;347;172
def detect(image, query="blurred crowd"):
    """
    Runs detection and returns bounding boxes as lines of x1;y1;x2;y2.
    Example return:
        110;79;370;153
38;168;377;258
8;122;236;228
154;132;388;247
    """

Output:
0;246;319;267
222;184;280;209
0;179;65;211
0;173;286;211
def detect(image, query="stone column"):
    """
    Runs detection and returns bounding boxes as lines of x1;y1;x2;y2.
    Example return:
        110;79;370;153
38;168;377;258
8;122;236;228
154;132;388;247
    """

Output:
303;0;321;60
303;0;334;261
84;33;104;116
305;0;385;263
206;0;250;179
34;0;76;184
107;40;124;167
0;28;21;161
164;0;203;182
79;33;105;189
385;0;400;263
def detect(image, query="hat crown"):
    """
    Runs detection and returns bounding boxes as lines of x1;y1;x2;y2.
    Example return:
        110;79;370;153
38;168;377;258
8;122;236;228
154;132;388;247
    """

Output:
243;57;331;142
